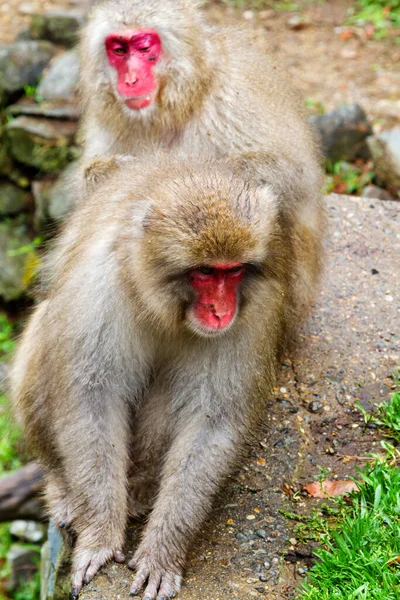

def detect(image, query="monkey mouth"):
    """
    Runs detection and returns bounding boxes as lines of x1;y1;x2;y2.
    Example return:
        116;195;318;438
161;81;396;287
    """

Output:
123;93;156;110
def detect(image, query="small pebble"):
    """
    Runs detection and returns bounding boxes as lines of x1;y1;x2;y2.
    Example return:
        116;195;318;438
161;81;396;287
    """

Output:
264;561;271;569
242;10;254;20
236;532;247;542
256;529;268;539
246;514;256;520
308;400;323;413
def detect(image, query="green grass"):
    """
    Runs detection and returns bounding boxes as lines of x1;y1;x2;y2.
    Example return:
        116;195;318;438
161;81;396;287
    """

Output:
324;160;374;195
294;382;400;600
357;384;400;443
347;0;400;39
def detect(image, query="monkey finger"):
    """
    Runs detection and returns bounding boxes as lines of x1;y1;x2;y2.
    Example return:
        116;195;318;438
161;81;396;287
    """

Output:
157;572;182;599
141;573;162;600
114;550;126;563
129;568;149;596
83;548;117;585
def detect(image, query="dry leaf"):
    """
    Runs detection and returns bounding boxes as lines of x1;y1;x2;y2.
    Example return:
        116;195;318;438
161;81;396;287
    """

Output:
305;479;358;498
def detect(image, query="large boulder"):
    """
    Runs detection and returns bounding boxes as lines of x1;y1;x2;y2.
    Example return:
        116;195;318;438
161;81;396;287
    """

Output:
367;127;400;191
29;10;85;47
37;50;80;102
7;98;80;120
0;217;40;301
5;116;77;172
0;41;56;94
32;161;78;231
310;103;373;162
7;544;40;589
0;181;28;215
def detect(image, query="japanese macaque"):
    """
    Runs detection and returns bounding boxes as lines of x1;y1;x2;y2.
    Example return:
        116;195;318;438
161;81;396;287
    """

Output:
11;154;325;599
75;0;322;208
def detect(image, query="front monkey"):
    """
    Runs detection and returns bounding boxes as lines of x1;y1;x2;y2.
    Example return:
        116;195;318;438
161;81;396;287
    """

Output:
11;155;324;599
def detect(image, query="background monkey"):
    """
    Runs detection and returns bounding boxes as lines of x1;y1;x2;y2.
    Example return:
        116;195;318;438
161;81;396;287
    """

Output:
11;154;325;599
76;0;322;212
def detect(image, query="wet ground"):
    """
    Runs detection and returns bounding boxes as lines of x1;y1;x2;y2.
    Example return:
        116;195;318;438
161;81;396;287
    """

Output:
79;193;400;600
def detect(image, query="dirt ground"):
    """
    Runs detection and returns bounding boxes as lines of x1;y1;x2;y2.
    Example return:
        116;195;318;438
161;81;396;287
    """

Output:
1;0;399;129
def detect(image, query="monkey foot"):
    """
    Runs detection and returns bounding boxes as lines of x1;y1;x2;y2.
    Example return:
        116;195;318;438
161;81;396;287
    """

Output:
71;547;125;598
128;558;182;599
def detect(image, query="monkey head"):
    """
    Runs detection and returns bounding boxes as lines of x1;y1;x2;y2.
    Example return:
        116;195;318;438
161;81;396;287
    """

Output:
84;0;213;122
115;159;282;338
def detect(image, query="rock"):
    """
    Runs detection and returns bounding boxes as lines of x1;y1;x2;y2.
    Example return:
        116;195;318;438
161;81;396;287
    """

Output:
40;520;72;600
310;103;373;162
0;41;55;94
29;10;85;47
0;182;28;215
243;10;255;20
7;544;40;588
367;127;400;190
361;184;396;201
37;50;80;102
0;143;13;177
32;161;78;230
287;15;310;30
256;529;268;539
5;116;77;172
307;400;323;413
10;520;47;543
14;29;33;42
7;98;80;120
0;217;40;301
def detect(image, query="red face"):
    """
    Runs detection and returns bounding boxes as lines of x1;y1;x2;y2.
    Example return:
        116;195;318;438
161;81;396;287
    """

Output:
105;29;162;110
188;263;246;332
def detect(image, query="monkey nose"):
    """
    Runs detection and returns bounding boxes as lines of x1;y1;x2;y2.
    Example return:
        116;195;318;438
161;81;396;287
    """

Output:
125;72;138;86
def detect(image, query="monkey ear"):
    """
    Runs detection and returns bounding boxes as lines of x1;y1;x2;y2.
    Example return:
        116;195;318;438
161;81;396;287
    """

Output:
83;155;136;194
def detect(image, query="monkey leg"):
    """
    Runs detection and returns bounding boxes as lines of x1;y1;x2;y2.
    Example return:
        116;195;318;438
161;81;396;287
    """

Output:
52;395;131;598
46;474;72;528
128;385;173;519
128;415;239;599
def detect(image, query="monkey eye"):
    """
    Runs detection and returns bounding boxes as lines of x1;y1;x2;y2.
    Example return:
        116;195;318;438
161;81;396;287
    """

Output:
113;46;127;56
139;46;151;53
198;266;214;275
229;265;244;274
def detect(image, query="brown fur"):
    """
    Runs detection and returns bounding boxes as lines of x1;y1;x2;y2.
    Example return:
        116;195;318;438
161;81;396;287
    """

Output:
11;153;324;598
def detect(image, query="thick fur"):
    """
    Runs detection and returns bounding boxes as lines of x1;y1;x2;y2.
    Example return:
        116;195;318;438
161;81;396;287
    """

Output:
11;154;324;599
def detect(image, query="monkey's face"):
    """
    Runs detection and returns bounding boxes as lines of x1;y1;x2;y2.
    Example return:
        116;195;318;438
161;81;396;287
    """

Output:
105;29;162;111
185;264;247;337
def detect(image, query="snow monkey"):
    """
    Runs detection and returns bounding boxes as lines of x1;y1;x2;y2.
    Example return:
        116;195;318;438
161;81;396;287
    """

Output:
11;154;325;599
75;0;322;210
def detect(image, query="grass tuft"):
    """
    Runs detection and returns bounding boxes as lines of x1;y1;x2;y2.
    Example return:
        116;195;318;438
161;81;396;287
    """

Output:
296;383;400;599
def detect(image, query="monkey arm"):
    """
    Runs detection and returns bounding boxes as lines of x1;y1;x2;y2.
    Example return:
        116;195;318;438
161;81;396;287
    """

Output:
61;390;130;597
128;405;249;599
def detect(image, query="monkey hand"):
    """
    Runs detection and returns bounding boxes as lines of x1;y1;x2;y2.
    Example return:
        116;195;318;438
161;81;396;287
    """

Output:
128;553;182;599
71;546;125;598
